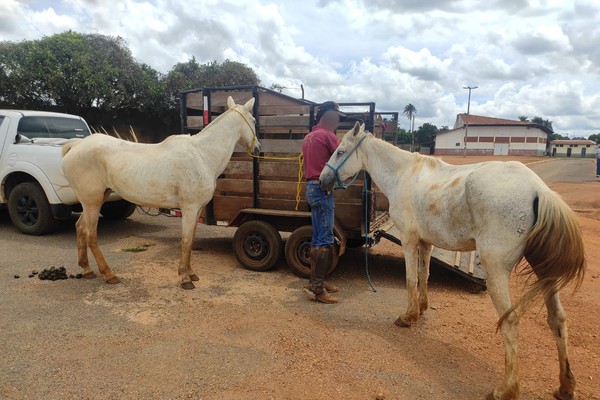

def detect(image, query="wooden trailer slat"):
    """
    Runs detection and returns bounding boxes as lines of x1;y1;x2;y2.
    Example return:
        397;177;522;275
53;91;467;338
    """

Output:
260;139;303;153
258;104;311;115
259;115;310;127
258;91;309;106
186;116;204;129
210;91;254;107
186;92;203;109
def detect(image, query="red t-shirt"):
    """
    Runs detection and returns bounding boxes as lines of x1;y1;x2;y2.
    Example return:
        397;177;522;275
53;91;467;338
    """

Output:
302;125;340;180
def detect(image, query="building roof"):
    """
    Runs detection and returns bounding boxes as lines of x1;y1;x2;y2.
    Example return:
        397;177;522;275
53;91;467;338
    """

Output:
454;113;554;135
458;114;530;126
551;139;597;146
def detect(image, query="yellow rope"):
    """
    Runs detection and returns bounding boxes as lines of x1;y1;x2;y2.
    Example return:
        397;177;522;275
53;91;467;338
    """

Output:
244;151;304;210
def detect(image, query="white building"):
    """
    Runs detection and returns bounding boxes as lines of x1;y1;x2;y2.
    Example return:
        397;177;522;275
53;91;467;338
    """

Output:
435;114;550;156
550;140;596;158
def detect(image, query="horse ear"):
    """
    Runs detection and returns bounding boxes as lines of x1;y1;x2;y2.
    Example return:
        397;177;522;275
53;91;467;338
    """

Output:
359;123;365;133
244;97;256;112
352;121;361;136
227;96;236;110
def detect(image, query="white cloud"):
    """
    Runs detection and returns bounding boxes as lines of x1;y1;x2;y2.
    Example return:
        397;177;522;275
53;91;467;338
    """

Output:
0;0;599;138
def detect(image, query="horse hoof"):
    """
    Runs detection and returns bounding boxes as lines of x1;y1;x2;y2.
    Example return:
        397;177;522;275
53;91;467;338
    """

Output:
83;272;97;279
106;277;121;284
553;389;577;400
181;282;195;290
190;274;199;281
394;316;412;327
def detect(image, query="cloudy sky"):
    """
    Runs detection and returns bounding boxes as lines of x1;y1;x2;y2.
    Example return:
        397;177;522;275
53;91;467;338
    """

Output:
1;0;599;137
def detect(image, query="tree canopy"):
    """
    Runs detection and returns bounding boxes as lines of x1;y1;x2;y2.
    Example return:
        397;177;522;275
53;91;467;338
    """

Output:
163;58;259;108
587;133;600;144
0;31;260;139
0;31;151;112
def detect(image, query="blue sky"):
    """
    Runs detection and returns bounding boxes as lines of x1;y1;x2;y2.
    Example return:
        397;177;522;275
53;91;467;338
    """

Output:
1;0;599;137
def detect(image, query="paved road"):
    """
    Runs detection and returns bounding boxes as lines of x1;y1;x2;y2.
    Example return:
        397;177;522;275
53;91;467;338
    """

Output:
527;157;598;183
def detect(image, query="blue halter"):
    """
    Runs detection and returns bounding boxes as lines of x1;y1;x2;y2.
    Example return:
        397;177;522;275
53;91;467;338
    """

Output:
325;134;367;189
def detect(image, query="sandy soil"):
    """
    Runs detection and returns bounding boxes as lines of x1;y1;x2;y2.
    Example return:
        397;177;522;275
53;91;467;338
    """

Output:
1;156;598;400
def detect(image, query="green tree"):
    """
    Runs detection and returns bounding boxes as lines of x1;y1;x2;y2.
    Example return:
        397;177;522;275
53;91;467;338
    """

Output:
269;83;285;93
0;31;153;112
518;115;528;121
395;128;411;144
403;103;416;150
164;58;260;108
531;116;553;131
415;122;438;145
588;133;600;144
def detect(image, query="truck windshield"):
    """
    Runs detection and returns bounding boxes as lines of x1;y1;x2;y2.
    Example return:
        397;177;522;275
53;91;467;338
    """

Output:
17;116;90;139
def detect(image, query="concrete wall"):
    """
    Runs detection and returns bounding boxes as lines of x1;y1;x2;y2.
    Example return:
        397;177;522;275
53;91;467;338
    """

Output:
435;125;547;156
551;144;596;158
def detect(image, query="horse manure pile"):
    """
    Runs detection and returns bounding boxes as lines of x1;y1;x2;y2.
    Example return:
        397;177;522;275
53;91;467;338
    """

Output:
13;267;83;281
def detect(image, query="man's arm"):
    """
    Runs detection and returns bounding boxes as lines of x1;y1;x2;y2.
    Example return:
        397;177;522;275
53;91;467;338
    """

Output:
325;132;341;154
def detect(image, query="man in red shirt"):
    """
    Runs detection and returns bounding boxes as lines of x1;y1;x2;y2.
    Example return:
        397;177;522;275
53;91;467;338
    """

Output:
301;101;345;304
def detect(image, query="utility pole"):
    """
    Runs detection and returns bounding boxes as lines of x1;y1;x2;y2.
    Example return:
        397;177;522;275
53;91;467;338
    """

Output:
462;85;477;157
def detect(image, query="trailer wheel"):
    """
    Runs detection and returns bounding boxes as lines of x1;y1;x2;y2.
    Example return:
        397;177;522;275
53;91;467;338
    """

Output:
284;225;339;278
233;220;283;271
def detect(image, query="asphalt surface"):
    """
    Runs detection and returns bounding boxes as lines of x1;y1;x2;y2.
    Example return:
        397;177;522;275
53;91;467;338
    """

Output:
527;157;598;183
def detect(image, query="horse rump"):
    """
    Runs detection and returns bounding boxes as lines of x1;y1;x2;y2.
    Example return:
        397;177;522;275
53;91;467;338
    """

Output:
498;190;586;327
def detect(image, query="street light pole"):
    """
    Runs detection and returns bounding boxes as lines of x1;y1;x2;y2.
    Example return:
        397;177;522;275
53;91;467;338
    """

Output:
462;85;478;157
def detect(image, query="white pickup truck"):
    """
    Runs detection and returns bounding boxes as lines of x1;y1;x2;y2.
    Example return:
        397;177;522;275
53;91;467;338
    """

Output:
0;110;136;235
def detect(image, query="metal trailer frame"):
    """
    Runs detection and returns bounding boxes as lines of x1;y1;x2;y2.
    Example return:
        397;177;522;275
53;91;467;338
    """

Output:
166;85;486;289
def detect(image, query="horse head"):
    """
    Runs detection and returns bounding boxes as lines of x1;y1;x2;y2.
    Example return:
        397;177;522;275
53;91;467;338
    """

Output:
227;96;261;156
320;121;368;192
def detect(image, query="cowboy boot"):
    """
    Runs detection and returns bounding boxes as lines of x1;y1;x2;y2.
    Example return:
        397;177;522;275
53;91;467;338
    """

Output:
313;246;338;304
303;246;339;300
323;246;340;293
303;246;319;295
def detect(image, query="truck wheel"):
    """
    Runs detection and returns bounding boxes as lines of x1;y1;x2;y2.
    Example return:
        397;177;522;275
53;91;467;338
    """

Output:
284;225;339;279
8;182;58;235
233;220;283;271
100;201;137;220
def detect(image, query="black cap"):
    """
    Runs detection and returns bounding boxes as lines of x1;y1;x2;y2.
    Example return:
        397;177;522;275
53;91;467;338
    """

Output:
315;101;347;123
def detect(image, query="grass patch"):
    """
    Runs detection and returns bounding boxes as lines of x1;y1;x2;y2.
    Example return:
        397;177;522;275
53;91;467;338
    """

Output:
121;243;155;253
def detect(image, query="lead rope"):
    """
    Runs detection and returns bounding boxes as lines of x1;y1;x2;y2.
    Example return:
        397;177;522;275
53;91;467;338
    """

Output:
364;174;377;293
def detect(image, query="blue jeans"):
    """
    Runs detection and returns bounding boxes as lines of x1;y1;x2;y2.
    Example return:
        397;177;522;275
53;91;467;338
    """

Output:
306;183;335;247
597;159;600;175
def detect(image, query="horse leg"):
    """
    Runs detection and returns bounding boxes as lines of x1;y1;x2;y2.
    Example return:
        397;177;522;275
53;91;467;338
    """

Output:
179;206;201;290
186;210;202;282
75;214;95;278
418;242;433;314
486;269;520;400
544;291;576;400
394;244;420;327
82;190;120;284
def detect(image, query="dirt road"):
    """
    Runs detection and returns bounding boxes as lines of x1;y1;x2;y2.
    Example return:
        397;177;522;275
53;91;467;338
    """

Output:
1;156;599;400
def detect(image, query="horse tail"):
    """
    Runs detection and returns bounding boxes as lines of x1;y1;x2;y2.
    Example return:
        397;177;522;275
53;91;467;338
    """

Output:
498;190;586;328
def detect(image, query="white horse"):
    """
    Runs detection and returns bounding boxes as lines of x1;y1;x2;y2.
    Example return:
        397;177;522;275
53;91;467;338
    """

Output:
320;122;585;400
62;97;260;290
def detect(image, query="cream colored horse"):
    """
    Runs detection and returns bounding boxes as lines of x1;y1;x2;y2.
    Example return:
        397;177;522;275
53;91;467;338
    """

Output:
320;122;585;400
62;97;260;290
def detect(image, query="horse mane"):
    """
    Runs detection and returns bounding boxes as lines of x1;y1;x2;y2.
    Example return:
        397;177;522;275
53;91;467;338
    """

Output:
366;133;442;171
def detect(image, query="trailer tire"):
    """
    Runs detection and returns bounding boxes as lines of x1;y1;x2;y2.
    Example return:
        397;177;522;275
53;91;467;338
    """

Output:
233;220;283;272
285;225;339;279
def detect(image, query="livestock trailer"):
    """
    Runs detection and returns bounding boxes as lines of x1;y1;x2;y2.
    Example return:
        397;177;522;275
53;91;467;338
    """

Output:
163;85;485;287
